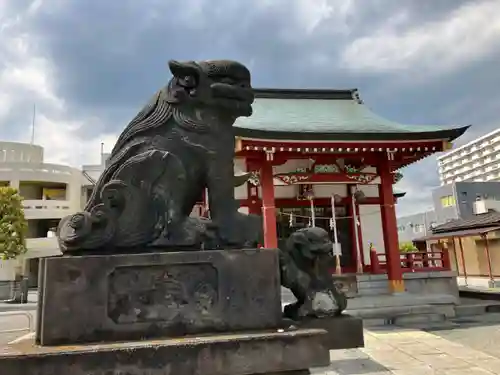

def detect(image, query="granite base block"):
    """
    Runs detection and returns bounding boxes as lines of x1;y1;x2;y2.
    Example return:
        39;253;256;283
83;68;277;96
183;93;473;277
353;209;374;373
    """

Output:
0;281;12;300
298;314;364;350
37;248;282;346
0;329;329;375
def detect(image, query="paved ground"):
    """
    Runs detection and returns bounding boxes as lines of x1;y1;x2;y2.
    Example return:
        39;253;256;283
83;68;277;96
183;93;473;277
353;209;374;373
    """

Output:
2;290;500;374
0;310;35;345
314;326;500;375
431;313;500;360
309;313;500;374
0;312;498;374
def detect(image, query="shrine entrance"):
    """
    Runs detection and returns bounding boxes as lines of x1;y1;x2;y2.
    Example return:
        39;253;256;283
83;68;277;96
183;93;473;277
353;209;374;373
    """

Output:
276;204;354;269
234;87;467;292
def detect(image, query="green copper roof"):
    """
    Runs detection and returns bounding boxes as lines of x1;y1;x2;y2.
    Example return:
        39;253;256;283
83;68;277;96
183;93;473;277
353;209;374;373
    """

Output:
233;89;469;141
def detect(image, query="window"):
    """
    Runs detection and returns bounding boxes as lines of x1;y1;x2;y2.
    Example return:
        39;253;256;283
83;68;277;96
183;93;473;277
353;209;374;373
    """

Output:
440;195;456;208
413;224;425;233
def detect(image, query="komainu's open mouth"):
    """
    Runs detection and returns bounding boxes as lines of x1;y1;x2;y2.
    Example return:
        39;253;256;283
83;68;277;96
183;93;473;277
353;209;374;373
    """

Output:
210;82;254;104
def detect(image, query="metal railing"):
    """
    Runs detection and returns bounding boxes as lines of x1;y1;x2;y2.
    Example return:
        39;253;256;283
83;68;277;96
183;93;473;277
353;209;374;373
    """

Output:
0;311;34;334
370;250;451;274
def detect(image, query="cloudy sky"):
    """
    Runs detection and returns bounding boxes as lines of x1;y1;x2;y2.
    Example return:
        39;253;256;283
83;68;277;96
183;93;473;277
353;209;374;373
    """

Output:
1;0;500;217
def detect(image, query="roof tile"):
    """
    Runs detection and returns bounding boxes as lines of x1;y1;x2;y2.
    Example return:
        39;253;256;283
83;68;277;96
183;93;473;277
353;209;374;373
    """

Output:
432;211;500;233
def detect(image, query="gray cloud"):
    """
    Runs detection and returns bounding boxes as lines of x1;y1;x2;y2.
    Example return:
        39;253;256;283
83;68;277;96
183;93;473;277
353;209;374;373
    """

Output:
1;0;499;216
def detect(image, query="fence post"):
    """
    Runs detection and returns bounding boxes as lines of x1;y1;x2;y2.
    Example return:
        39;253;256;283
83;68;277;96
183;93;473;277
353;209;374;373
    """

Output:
370;248;381;274
406;253;414;272
441;247;451;271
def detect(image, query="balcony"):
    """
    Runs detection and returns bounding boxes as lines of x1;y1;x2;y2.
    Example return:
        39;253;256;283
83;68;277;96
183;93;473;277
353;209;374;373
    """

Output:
25;237;61;258
22;200;73;219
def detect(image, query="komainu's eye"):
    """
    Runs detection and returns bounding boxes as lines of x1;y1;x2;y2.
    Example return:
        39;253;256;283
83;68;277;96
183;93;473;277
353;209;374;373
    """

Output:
220;77;235;85
179;76;196;87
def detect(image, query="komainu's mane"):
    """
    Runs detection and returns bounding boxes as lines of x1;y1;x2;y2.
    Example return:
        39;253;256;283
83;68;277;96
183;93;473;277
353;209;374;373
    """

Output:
85;89;174;211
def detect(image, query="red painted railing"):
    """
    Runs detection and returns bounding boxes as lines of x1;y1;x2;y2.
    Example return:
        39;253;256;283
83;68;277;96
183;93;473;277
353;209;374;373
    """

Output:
370;249;451;274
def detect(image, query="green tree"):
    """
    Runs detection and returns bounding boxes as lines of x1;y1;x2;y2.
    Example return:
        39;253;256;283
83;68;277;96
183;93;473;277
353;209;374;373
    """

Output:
399;241;418;253
0;187;28;260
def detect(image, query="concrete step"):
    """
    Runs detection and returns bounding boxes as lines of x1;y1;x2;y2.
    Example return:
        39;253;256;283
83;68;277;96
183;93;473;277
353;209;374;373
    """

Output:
393;313;446;326
358;281;389;288
362;318;392;328
357;287;389;296
395;320;460;331
455;302;500;316
362;314;458;330
346;304;437;320
346;293;457;311
455;304;489;317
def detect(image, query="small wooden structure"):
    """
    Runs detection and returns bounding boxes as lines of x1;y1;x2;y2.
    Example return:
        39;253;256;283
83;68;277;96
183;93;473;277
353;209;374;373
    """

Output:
415;211;500;287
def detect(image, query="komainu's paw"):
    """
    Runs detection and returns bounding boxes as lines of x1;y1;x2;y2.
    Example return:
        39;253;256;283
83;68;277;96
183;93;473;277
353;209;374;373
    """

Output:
286;289;346;320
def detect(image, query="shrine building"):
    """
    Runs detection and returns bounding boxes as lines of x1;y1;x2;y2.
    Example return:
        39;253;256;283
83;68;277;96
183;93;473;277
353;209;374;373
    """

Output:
225;88;468;293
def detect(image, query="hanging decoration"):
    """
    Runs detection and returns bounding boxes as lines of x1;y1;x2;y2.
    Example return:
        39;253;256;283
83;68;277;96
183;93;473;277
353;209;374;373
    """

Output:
393;171;404;184
304;188;316;228
247;171;261;186
330;194;343;275
351;186;364;274
309;199;315;227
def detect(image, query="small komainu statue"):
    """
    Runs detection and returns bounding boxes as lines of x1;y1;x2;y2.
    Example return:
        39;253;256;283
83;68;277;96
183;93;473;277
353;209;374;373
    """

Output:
57;60;259;253
280;227;347;320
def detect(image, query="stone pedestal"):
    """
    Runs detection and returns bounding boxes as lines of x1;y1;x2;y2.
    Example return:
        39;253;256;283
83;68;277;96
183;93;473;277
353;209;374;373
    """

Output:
0;329;330;375
298;314;364;350
0;248;338;374
37;249;282;346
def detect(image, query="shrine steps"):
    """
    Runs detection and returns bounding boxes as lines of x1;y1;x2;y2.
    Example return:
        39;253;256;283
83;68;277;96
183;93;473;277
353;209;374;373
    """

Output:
344;293;457;325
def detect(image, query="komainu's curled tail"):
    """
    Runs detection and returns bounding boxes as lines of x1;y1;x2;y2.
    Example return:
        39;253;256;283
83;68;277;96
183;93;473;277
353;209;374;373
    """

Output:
57;150;186;253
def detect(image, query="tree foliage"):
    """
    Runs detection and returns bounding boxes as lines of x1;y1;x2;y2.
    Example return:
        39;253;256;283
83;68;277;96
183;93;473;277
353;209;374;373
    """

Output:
399;241;418;253
0;187;28;260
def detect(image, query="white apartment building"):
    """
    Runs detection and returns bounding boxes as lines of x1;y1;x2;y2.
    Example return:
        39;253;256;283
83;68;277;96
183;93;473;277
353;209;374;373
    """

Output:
438;128;500;185
0;141;84;295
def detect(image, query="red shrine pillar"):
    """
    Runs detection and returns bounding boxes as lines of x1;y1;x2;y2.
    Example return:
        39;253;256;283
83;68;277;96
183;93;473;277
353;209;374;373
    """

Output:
378;155;404;293
260;161;278;248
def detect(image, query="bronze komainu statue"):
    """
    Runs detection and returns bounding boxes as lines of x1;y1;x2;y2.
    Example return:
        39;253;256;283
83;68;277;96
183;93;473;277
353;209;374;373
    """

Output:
280;227;347;320
56;59;347;319
57;60;258;253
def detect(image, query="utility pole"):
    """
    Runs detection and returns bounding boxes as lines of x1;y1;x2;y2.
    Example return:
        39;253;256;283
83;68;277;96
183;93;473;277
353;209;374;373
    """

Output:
100;142;106;166
30;104;36;144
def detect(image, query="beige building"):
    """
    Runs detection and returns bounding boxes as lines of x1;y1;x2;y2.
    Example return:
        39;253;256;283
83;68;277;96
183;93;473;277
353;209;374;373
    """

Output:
419;200;500;289
0;142;84;295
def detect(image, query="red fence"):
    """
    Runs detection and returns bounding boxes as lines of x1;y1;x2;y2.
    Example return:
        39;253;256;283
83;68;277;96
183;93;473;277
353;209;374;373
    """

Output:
370;250;451;274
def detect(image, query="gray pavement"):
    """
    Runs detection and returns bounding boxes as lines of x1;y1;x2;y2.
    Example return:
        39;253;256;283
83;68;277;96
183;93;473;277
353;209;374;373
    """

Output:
430;313;500;359
314;326;500;374
0;311;499;374
2;289;500;374
0;310;35;345
310;313;500;374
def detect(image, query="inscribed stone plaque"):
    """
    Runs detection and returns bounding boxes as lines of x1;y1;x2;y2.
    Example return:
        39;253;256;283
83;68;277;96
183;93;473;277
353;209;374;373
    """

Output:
37;248;282;345
107;264;218;325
